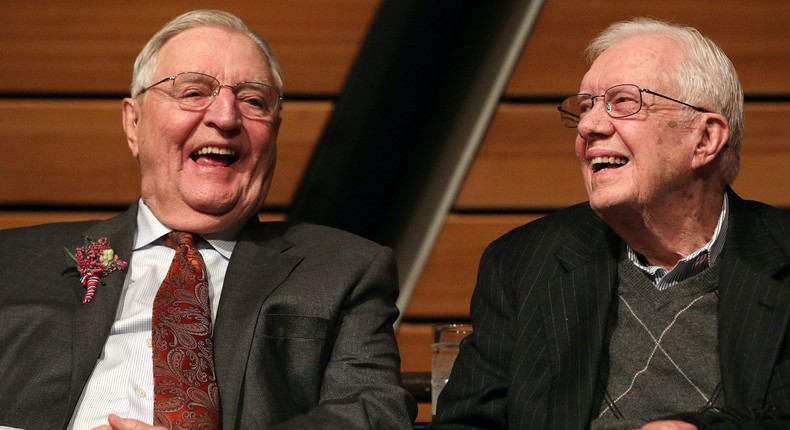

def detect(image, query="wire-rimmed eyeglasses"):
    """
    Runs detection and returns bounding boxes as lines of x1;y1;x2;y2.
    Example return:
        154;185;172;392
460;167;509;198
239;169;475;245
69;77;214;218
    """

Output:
139;71;283;119
557;83;708;128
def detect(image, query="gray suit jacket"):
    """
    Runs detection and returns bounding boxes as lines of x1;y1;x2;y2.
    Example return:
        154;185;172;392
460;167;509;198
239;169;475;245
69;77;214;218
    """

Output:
432;190;790;429
0;205;416;429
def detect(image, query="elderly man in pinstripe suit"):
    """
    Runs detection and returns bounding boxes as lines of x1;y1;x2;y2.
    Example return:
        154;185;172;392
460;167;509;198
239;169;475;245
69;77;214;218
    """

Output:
432;18;790;430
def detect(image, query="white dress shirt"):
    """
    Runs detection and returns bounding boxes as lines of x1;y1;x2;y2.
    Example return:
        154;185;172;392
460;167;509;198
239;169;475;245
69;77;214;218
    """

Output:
67;201;235;429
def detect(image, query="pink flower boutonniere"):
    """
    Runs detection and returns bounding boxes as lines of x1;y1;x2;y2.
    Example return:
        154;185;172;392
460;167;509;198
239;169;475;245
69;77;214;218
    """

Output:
65;236;128;304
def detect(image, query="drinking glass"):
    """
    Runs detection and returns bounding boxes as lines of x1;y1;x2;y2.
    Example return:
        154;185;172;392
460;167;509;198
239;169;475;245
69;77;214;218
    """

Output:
431;323;473;416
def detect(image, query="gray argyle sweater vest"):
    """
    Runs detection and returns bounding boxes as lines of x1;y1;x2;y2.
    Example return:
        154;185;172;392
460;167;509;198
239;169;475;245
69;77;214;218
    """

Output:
591;256;724;430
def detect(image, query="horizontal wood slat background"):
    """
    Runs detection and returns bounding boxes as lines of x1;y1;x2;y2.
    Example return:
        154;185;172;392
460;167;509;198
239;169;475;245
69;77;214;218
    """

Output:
0;0;378;95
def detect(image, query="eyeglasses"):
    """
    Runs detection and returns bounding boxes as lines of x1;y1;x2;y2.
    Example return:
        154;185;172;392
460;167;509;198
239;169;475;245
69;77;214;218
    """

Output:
557;83;708;128
139;71;283;119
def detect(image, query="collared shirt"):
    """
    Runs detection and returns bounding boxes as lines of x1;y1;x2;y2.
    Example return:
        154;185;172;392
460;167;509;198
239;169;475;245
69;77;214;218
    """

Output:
627;194;729;291
68;200;236;429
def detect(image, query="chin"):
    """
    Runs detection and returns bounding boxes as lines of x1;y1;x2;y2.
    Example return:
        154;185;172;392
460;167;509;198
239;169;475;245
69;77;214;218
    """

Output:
197;201;261;228
182;187;243;212
588;192;625;214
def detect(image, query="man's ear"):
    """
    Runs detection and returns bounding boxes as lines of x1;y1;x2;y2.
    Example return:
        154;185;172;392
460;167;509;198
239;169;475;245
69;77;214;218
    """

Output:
691;113;729;170
121;98;140;158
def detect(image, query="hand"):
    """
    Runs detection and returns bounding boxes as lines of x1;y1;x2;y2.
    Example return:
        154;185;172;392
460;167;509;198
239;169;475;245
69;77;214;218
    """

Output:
91;414;168;430
640;420;698;430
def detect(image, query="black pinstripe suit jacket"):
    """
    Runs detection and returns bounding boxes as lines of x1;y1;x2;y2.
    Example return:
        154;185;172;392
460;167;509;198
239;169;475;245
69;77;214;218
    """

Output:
432;190;790;429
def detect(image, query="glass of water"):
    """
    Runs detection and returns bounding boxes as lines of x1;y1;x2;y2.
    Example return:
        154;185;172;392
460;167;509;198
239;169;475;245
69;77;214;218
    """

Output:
431;323;473;416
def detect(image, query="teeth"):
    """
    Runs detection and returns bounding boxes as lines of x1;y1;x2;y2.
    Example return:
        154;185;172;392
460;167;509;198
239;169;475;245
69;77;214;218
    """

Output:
590;156;627;166
194;146;237;157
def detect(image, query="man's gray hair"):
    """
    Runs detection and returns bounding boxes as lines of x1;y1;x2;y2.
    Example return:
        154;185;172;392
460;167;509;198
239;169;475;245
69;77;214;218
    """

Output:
130;9;283;97
586;17;743;184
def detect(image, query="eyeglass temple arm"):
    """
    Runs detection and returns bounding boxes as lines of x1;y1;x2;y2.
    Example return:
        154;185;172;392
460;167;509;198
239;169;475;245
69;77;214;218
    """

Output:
642;89;709;113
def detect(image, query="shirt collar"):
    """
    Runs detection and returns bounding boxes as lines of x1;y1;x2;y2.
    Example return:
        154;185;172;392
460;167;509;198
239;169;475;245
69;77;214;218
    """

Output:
627;193;729;288
134;199;236;259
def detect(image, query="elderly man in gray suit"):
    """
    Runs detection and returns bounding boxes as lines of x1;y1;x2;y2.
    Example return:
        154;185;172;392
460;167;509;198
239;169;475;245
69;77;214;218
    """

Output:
432;18;790;430
0;9;415;430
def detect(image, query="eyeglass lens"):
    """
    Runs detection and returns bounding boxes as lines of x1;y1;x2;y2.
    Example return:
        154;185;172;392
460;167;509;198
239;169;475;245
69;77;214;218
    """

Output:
170;72;280;118
558;84;643;127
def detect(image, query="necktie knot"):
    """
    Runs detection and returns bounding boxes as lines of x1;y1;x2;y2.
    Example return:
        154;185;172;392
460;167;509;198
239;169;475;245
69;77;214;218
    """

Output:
165;231;196;251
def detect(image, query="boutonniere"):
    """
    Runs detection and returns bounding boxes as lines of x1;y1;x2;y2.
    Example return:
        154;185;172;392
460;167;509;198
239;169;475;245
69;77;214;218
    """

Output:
65;236;128;304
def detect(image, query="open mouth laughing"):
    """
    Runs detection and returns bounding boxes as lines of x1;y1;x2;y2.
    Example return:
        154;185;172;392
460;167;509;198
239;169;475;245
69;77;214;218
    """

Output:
590;156;628;173
190;146;240;167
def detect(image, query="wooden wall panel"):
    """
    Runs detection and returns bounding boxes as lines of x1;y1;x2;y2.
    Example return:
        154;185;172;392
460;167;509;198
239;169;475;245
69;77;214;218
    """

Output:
456;102;790;210
728;104;790;206
398;322;434;373
455;103;584;210
0;100;330;208
0;0;378;95
0;211;121;230
508;0;790;96
1;100;140;205
405;214;541;319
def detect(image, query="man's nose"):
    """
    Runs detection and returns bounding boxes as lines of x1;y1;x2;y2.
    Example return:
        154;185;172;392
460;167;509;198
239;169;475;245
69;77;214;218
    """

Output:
205;86;243;127
577;101;612;137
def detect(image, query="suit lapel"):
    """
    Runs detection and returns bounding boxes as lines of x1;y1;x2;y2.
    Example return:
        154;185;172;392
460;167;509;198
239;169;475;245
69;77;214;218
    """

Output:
718;194;790;407
213;221;303;429
543;211;620;426
67;205;138;414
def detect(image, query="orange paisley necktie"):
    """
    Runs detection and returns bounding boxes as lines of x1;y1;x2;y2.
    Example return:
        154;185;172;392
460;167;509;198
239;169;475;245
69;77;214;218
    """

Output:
152;231;221;429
